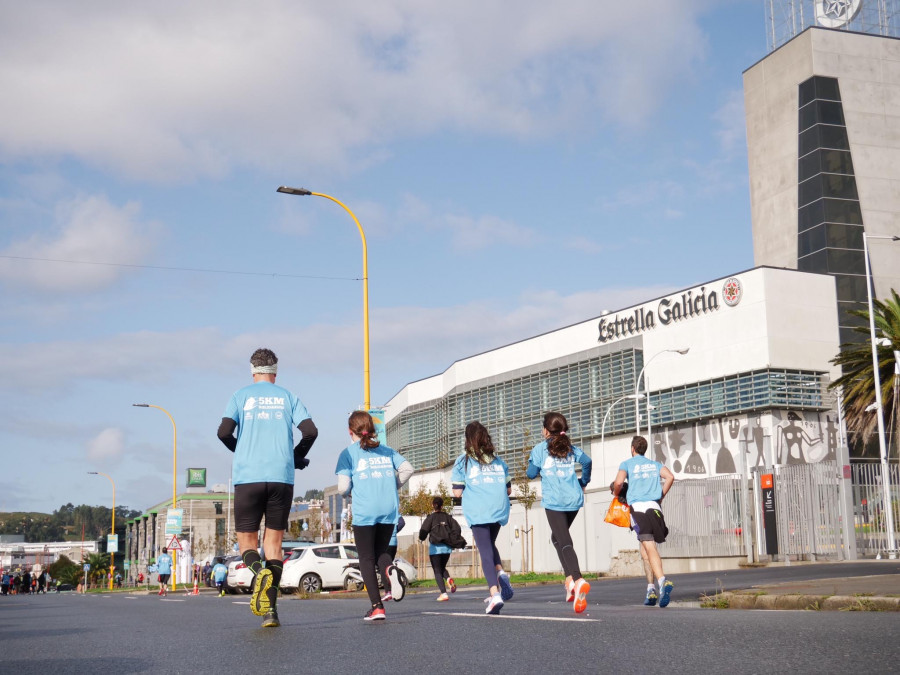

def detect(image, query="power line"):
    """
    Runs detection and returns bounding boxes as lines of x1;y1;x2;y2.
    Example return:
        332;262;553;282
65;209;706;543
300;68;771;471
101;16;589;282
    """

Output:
0;254;361;282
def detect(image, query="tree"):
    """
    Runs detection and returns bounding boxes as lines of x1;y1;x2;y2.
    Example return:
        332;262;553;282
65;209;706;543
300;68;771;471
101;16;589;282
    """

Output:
829;289;900;457
47;554;81;585
511;428;539;573
303;489;324;501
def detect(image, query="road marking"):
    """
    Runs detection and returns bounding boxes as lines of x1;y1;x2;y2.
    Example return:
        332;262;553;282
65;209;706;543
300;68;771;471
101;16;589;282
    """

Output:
422;611;598;623
233;601;250;605
160;599;185;602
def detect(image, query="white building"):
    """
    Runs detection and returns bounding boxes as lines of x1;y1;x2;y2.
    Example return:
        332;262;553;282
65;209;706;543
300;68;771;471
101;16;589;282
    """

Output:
385;267;849;575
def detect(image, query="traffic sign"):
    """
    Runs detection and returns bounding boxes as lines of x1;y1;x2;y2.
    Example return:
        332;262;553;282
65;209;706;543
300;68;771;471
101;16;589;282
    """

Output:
167;535;182;551
83;563;91;572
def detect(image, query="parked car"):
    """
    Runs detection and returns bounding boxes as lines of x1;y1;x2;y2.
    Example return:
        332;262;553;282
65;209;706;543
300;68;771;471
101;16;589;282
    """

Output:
224;554;252;594
280;543;360;593
280;544;417;594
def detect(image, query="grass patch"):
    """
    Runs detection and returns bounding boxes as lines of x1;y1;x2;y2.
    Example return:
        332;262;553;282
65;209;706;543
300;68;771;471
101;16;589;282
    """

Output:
700;593;730;609
841;598;882;612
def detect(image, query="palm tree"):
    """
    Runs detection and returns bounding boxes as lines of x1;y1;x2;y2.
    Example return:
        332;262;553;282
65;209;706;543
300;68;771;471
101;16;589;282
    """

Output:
84;552;111;587
829;289;900;457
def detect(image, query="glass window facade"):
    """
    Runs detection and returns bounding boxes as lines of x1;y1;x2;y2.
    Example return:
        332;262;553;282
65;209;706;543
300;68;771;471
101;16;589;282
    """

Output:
387;345;830;472
796;75;867;347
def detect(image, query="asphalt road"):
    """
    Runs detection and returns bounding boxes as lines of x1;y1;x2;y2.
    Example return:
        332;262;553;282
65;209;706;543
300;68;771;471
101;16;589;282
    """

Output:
2;562;898;675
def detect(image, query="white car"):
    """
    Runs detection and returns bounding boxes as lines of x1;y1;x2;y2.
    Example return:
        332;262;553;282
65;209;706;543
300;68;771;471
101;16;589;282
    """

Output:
225;555;253;594
280;544;417;594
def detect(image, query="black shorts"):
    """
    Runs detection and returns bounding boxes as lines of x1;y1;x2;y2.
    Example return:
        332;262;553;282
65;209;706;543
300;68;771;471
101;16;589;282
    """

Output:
234;482;293;532
630;506;669;544
158;574;171;583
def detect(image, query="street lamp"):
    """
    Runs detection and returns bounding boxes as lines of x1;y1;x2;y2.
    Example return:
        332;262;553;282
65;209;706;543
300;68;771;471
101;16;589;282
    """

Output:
277;185;371;410
87;471;116;590
862;233;899;557
635;348;689;434
133;403;179;587
600;393;645;484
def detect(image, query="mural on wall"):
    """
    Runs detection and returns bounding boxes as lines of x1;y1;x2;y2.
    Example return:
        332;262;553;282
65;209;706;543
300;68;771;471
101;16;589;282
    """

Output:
651;409;839;478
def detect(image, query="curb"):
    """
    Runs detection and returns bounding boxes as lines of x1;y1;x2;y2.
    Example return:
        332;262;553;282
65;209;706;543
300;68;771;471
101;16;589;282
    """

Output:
706;592;900;611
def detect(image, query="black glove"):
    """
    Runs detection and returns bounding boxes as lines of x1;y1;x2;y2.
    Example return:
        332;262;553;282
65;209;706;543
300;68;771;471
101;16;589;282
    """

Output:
295;455;310;470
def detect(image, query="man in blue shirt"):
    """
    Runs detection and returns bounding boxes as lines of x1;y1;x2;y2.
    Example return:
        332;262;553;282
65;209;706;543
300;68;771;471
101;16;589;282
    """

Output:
217;348;318;627
613;436;675;607
156;548;173;597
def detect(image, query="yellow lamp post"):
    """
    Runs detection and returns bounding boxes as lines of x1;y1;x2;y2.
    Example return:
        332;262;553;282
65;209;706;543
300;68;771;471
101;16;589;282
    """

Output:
277;186;371;409
87;471;116;590
133;403;179;589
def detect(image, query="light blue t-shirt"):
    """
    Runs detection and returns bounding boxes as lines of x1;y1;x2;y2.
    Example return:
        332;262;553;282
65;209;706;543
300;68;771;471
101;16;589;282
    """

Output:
335;442;406;526
156;553;173;575
527;440;592;511
451;453;510;526
224;381;311;486
212;563;228;582
429;541;453;555
619;455;664;503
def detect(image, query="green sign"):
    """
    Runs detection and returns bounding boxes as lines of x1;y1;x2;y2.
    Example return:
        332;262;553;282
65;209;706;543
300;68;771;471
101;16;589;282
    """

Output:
186;467;207;487
124;560;130;570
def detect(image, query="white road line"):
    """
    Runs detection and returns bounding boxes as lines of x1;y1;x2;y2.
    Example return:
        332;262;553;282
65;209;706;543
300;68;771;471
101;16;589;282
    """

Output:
233;601;250;605
422;611;598;623
160;599;185;602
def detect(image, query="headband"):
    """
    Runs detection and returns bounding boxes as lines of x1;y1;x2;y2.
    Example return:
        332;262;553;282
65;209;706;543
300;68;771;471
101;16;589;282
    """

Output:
251;364;278;375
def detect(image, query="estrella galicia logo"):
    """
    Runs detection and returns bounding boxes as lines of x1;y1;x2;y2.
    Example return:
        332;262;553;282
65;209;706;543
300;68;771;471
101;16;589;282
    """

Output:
722;277;742;307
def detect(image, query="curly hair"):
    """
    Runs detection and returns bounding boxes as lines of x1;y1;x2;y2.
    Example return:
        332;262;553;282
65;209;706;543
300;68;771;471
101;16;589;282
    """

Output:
250;348;278;368
544;411;573;458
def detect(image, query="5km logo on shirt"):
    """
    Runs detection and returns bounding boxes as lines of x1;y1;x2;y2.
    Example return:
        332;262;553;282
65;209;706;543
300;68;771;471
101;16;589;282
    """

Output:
243;396;285;411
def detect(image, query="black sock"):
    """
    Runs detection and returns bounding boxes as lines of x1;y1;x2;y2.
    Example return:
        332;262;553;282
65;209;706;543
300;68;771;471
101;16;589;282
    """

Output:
265;559;283;606
242;550;263;575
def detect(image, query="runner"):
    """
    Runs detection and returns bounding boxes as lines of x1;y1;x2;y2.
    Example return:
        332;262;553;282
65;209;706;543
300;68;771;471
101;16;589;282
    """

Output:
156;548;173;596
211;558;229;596
613;435;675;607
527;411;593;613
418;496;456;602
335;411;413;621
451;421;512;615
217;348;318;628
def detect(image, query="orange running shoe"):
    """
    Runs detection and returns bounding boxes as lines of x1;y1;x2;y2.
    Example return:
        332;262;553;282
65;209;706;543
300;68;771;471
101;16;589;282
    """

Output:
573;578;590;614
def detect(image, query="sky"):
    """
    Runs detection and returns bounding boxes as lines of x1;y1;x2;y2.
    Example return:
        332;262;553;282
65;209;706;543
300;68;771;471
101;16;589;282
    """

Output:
0;0;767;515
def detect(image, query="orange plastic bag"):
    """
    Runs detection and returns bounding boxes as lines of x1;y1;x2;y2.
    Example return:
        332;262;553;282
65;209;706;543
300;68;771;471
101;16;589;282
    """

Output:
604;497;631;528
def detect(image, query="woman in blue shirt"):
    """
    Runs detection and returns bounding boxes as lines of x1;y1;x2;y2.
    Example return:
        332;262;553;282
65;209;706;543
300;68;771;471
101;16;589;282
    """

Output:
335;411;413;621
527;411;593;613
451;421;512;615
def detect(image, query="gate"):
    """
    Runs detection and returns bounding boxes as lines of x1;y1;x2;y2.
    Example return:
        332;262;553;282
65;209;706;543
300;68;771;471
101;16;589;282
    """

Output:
773;461;843;560
661;474;748;558
851;462;900;557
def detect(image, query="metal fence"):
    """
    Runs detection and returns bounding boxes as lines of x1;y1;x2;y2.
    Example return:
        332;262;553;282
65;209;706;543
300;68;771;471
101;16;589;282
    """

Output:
772;461;843;560
851;462;900;557
661;474;747;558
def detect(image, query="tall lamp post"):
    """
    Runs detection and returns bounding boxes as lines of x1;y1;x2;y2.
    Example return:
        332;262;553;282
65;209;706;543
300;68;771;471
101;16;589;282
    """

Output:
276;186;371;410
635;348;689;434
133;403;180;586
87;471;116;590
600;393;645;484
862;233;899;556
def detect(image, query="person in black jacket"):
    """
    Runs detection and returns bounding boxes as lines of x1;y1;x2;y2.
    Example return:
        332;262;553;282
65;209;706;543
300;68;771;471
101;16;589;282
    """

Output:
418;497;457;601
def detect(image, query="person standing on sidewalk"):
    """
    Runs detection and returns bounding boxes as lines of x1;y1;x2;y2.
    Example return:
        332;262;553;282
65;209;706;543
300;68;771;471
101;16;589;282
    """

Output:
156;548;173;596
527;411;593;613
452;421;512;615
613;435;675;607
418;496;457;602
217;347;319;628
335;411;413;621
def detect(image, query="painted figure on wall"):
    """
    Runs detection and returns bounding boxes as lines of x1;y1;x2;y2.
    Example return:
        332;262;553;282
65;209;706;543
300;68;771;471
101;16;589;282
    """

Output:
775;411;821;465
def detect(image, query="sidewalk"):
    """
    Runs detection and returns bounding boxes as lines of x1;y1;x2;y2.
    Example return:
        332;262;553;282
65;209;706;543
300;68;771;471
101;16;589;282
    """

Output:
705;573;900;611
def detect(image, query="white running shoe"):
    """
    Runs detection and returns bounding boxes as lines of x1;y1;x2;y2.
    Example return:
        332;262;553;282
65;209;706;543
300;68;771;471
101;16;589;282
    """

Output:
485;593;504;615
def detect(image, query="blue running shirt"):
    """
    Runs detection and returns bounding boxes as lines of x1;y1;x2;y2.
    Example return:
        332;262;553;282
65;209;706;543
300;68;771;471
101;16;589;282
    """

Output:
619;455;664;503
528;440;592;511
451;453;510;526
335;443;406;526
223;381;311;486
156;553;173;574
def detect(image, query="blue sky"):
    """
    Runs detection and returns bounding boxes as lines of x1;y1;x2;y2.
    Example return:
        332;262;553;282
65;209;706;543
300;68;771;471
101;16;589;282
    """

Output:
0;0;765;515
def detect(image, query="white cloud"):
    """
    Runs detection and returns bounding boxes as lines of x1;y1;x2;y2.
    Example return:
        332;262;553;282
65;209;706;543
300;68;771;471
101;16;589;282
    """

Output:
714;89;747;156
86;427;126;464
0;194;158;292
0;2;711;180
0;284;676;393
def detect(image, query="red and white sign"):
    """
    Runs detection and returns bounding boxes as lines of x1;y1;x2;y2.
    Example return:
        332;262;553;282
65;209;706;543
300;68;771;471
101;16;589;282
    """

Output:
167;535;182;551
